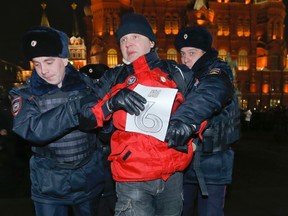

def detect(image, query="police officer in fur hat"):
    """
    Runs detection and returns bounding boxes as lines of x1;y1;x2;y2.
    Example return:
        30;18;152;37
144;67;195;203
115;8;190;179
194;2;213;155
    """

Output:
9;26;105;216
80;63;118;216
171;26;241;216
80;63;109;81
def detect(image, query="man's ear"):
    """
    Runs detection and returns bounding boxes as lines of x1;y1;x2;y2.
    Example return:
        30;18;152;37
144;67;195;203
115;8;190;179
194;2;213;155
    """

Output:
62;58;69;66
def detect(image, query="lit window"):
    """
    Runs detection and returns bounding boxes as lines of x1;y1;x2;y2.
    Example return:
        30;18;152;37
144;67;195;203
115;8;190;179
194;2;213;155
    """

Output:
165;16;172;34
240;99;247;110
107;49;118;68
217;18;229;36
167;48;178;62
238;50;248;70
171;16;179;35
256;47;267;70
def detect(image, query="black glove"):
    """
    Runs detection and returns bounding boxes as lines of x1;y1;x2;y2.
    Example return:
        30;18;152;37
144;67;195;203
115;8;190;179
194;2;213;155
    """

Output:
107;88;147;115
80;95;98;107
165;120;195;153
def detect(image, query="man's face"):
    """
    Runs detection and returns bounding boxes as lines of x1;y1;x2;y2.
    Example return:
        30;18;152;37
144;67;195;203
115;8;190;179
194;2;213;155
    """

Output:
32;56;68;88
180;47;205;69
119;33;154;63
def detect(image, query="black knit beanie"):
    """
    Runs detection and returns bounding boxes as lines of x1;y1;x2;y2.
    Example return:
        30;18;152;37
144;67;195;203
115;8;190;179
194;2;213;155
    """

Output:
174;26;213;52
116;13;156;43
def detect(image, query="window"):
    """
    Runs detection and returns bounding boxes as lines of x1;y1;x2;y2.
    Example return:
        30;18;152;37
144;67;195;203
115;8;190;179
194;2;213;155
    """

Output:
164;15;179;35
167;49;178;62
240;99;247;110
270;99;280;107
107;49;118;68
256;47;267;70
237;18;250;37
165;16;172;34
238;50;248;70
171;16;179;35
217;17;229;36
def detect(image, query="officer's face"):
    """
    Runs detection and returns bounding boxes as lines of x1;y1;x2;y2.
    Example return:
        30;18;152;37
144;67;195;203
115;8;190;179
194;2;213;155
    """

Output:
119;33;155;63
32;57;68;88
180;47;205;69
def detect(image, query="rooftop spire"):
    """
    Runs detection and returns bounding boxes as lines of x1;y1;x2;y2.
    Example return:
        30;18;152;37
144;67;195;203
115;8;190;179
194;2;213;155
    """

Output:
40;3;50;27
71;2;80;37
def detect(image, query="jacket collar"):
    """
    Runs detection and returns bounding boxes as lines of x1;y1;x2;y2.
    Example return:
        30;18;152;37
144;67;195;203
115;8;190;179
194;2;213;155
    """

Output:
192;48;218;79
128;51;159;74
30;63;86;96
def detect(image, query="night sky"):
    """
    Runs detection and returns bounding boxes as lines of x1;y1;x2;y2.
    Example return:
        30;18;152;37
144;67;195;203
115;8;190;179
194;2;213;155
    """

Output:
0;0;287;68
0;0;86;67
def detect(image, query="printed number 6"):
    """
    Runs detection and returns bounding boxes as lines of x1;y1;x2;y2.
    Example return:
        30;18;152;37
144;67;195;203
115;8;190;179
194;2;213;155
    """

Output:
134;101;163;133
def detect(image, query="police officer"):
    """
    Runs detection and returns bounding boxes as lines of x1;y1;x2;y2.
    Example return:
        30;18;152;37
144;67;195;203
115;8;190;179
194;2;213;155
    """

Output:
9;26;105;216
167;26;241;216
80;63;117;216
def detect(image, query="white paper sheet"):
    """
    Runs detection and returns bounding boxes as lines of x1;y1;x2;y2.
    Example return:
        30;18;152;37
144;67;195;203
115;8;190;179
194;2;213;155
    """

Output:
125;84;178;141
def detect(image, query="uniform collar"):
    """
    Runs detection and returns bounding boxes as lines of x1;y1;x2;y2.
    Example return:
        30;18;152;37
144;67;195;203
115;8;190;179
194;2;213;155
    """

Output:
30;63;87;96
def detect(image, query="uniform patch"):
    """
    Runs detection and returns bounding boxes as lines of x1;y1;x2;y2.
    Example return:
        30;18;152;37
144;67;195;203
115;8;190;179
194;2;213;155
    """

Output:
11;97;22;116
209;68;221;75
127;76;137;85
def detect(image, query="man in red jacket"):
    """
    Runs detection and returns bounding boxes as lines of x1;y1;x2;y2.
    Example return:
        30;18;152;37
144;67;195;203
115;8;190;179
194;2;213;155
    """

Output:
79;13;196;216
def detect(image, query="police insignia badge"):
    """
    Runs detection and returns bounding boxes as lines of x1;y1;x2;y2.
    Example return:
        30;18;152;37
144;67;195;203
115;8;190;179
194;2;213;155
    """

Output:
184;33;188;40
11;97;22;116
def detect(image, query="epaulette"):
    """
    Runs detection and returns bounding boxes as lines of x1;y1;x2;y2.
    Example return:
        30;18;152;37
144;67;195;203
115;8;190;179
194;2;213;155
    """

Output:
209;68;222;75
13;81;30;91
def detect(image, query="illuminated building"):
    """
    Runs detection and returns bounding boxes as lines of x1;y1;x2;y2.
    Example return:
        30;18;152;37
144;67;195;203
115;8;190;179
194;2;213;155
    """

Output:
82;0;287;110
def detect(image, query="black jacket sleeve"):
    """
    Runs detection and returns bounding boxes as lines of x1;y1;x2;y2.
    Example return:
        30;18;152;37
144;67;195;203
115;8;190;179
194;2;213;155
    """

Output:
171;72;234;127
9;87;80;145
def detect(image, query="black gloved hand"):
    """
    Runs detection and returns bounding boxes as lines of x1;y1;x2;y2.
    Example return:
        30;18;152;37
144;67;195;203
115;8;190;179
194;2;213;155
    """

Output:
165;120;195;153
80;95;98;107
108;88;147;115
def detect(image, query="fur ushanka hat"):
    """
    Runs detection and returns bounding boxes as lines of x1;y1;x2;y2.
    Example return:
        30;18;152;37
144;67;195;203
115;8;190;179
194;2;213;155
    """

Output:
22;26;70;60
174;26;213;52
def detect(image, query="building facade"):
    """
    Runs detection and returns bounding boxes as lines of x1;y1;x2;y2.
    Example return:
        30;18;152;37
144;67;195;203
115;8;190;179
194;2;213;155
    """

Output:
82;0;287;110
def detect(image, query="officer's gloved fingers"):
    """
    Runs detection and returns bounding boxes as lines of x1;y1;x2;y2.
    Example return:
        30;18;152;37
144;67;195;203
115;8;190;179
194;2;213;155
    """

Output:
172;145;188;153
166;132;189;152
167;138;175;148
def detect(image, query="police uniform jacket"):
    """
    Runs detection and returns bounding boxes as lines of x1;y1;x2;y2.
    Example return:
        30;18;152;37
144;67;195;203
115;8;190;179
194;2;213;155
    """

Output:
9;63;105;205
170;48;241;190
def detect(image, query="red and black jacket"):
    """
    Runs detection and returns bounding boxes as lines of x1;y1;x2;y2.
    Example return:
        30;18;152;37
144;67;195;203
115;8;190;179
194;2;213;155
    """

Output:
81;51;194;182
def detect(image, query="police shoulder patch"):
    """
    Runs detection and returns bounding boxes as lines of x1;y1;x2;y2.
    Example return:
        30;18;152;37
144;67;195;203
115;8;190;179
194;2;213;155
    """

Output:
11;97;22;116
209;68;221;75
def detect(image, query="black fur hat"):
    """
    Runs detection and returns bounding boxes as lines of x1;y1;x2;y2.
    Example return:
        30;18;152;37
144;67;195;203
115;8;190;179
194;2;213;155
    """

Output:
22;26;70;60
174;26;213;52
